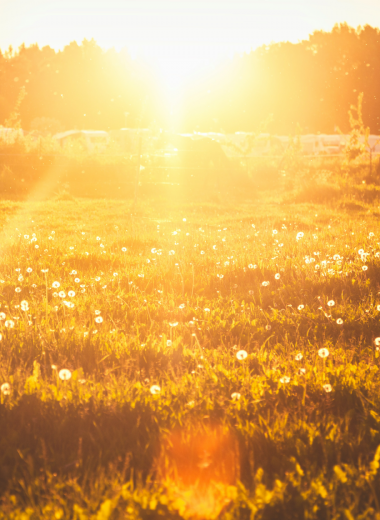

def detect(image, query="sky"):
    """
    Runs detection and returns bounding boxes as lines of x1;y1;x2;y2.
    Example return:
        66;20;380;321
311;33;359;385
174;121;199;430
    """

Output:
1;0;379;91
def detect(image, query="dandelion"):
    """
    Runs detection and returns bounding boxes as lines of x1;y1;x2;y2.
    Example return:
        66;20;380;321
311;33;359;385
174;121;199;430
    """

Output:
5;320;14;328
362;266;368;271
122;247;127;252
299;368;306;375
58;291;66;298
138;274;144;278
59;369;71;381
265;324;271;330
75;278;80;283
78;379;86;384
113;272;118;277
236;350;248;361
169;250;175;255
95;276;101;281
295;353;303;361
0;312;6;320
200;251;205;255
95;316;103;324
20;300;29;311
169;322;178;327
231;392;241;401
318;347;329;358
52;281;60;289
296;232;304;240
63;301;74;309
179;304;185;309
1;383;10;395
280;377;290;384
53;292;58;298
68;291;75;297
374;338;380;346
262;281;269;287
15;287;21;293
204;308;210;312
51;365;57;370
150;385;161;395
167;340;172;347
298;305;304;311
336;318;343;325
377;305;380;311
272;229;278;235
26;268;32;273
327;300;335;307
275;273;280;280
323;384;332;393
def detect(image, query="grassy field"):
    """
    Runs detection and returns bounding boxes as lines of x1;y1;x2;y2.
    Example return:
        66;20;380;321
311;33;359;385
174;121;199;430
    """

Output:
0;193;380;519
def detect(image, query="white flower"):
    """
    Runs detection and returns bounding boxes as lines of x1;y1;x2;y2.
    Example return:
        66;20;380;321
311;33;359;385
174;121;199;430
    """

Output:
275;273;280;280
296;232;304;240
150;385;161;395
15;287;21;293
318;348;329;359
58;291;66;298
374;338;380;346
295;353;303;361
95;310;101;315
280;377;290;384
204;308;210;312
26;267;32;273
179;304;185;309
0;312;7;320
75;278;80;283
262;281;269;286
166;340;172;347
169;250;175;255
113;272;118;277
5;320;14;328
63;301;74;309
122;247;127;252
327;300;335;307
68;291;75;297
52;281;60;288
1;383;10;395
336;318;343;325
298;305;304;310
236;350;248;361
95;316;103;324
20;300;29;311
169;322;178;327
51;364;57;370
231;392;241;401
377;305;380;311
362;266;368;271
59;369;71;381
323;384;332;393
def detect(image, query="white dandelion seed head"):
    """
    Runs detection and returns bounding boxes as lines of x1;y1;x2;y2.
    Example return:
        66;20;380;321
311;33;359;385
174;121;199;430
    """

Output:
231;392;241;401
275;273;280;279
323;384;332;393
95;316;103;323
336;318;343;325
5;320;14;328
169;321;178;327
295;353;303;361
1;383;10;395
327;300;335;307
59;369;71;381
58;291;66;298
280;377;290;384
298;305;304;311
52;281;60;289
318;347;329;358
374;338;380;346
150;385;161;395
68;291;75;297
236;350;248;361
166;340;172;347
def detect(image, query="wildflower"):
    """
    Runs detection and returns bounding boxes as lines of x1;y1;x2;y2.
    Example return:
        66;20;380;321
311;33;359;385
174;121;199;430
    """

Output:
248;290;254;295
96;237;101;241
52;281;60;289
272;230;278;235
68;291;75;297
299;368;306;375
58;291;66;298
323;384;332;393
122;247;127;252
53;292;58;298
167;340;172;347
204;308;210;312
296;232;304;240
15;287;21;293
59;369;72;381
200;251;205;255
236;350;248;361
275;273;280;280
362;266;368;271
95;277;101;281
138;274;144;278
262;281;269;287
327;300;335;307
63;301;74;309
95;310;101;315
113;272;118;277
5;320;14;328
377;305;380;311
336;318;343;325
75;278;80;283
78;379;86;384
265;324;271;330
150;385;161;395
95;316;103;324
186;400;194;407
374;338;380;346
26;268;33;273
20;300;29;311
179;304;185;309
298;305;304;310
1;383;10;395
295;353;303;361
280;377;290;384
51;365;57;370
169;250;175;255
231;392;241;401
318;347;329;358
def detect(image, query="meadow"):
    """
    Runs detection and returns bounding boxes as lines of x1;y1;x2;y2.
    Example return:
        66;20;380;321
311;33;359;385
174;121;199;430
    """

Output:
0;188;380;519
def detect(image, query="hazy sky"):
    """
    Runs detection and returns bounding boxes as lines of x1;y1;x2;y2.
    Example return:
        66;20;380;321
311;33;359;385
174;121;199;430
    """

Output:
1;0;379;90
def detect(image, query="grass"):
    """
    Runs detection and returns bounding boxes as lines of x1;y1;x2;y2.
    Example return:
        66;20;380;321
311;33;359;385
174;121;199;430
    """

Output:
0;194;380;519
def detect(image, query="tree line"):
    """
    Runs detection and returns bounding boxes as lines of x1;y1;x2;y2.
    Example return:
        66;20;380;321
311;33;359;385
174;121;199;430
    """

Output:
0;23;379;135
